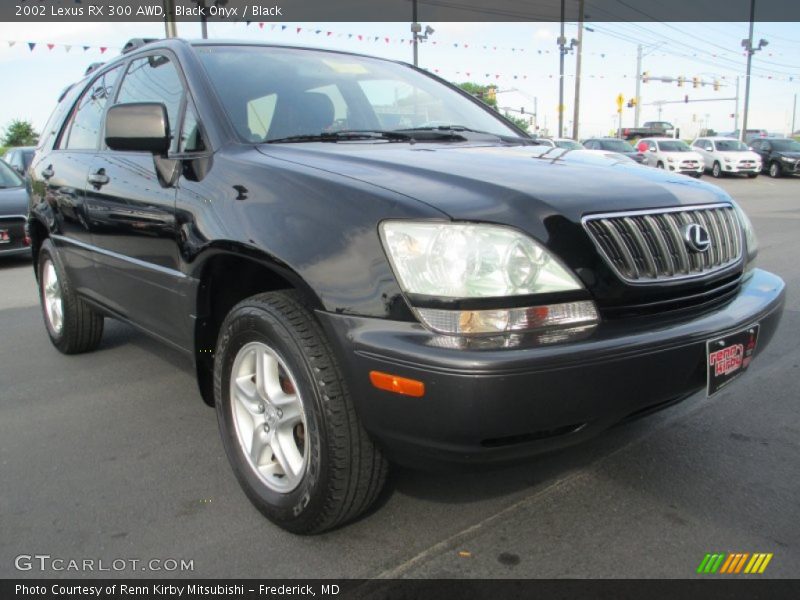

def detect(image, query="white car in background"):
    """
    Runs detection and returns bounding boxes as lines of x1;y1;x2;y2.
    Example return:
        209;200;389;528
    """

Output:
637;138;704;177
691;137;762;178
553;138;585;150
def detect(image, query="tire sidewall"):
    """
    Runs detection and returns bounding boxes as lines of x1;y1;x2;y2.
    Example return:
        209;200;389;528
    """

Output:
712;162;721;177
769;162;781;178
214;303;328;530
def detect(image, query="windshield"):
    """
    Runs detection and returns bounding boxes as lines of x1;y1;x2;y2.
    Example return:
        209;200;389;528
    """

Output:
771;139;800;152
600;139;635;153
657;140;690;152
0;160;24;188
555;139;583;150
196;45;522;143
715;140;749;151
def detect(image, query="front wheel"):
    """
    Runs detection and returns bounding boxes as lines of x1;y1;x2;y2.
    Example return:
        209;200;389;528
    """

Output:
712;162;723;178
37;239;104;354
769;162;782;178
214;291;388;534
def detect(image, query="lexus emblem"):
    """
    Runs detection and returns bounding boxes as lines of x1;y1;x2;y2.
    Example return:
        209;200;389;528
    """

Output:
683;223;711;253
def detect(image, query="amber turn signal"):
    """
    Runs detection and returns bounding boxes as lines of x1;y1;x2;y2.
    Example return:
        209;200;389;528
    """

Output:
369;371;425;397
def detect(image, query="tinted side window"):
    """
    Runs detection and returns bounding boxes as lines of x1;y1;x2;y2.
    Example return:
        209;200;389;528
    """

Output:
63;67;122;150
116;55;185;151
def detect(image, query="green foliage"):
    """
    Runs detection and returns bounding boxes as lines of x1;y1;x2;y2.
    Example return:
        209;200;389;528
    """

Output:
2;119;39;147
503;113;530;133
458;82;498;108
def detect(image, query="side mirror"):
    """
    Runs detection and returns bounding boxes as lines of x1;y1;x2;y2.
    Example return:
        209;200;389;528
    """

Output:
105;103;170;154
649;146;656;152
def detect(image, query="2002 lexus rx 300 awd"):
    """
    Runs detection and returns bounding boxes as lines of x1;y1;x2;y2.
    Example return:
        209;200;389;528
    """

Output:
27;39;784;533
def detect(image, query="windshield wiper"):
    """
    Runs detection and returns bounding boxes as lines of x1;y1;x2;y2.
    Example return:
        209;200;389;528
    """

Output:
265;130;414;144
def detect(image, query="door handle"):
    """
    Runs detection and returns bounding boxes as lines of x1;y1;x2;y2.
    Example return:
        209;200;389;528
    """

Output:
87;170;110;187
41;165;54;179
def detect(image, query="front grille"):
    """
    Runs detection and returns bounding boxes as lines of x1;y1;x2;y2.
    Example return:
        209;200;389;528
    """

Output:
680;160;699;168
583;204;743;283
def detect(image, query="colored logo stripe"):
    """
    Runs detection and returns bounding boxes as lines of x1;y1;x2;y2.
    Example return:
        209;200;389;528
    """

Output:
698;553;773;574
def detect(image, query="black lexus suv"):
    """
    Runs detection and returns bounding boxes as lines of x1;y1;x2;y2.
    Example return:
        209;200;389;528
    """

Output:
27;39;784;534
749;137;800;178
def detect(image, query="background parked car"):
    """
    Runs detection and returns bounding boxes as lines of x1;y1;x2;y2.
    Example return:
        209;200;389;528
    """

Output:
749;138;800;178
723;129;768;144
0;159;31;258
637;138;703;177
2;146;36;178
553;138;584;150
618;121;675;140
582;138;646;163
691;137;761;178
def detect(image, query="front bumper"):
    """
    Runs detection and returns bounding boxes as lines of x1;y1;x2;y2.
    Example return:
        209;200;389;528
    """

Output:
724;162;761;173
319;269;784;467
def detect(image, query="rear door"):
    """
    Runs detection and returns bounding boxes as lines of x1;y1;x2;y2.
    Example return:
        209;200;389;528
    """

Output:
85;52;191;348
35;66;123;296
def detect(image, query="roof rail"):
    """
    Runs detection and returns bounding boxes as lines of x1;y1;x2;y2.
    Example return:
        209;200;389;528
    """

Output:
85;62;105;76
122;38;159;54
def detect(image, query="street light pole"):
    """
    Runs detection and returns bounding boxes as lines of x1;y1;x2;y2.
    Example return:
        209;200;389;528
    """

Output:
740;0;767;142
412;0;418;67
634;44;643;128
792;93;797;135
163;0;178;38
558;0;566;138
572;0;584;140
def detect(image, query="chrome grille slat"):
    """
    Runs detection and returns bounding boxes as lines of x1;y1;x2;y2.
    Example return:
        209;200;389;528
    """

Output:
583;204;744;283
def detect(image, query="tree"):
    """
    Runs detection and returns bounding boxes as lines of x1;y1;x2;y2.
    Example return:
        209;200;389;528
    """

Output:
457;82;529;133
2;119;39;147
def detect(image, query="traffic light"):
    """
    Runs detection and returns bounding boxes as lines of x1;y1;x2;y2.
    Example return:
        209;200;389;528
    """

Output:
521;107;525;114
692;76;700;88
677;76;685;87
486;87;497;102
684;94;689;103
713;80;720;91
627;98;637;108
642;71;649;83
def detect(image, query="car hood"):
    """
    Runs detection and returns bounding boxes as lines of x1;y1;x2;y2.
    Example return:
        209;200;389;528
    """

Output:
660;151;703;161
717;151;761;161
0;186;28;217
257;143;732;226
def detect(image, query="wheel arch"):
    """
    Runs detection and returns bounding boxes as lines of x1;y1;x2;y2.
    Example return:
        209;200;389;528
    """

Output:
191;244;325;407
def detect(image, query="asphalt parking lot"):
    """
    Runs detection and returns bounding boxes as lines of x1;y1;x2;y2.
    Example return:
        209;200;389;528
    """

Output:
1;175;798;580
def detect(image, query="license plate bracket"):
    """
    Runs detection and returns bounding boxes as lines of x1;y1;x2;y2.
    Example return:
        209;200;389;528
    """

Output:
706;325;759;396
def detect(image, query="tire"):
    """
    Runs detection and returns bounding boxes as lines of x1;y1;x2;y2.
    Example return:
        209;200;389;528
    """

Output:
712;162;723;178
214;290;387;534
769;162;782;178
747;173;759;179
37;239;104;354
656;161;665;169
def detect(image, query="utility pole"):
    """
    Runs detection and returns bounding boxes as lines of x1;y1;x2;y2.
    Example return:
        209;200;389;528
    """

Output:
792;93;797;135
163;0;178;38
740;0;768;142
572;0;584;140
412;0;418;67
558;0;566;138
634;44;643;127
734;76;740;132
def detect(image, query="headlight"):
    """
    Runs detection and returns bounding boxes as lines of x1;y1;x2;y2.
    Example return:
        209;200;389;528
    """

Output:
379;221;598;336
379;221;583;298
781;156;793;162
724;157;732;163
667;157;675;163
733;204;758;269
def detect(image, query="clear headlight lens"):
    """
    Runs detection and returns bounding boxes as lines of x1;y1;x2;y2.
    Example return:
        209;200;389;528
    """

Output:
724;157;732;163
781;156;793;162
733;203;758;268
667;157;675;163
379;221;583;298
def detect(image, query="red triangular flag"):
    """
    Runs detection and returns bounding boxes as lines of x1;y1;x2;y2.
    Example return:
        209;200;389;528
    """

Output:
47;43;55;50
100;47;107;54
259;22;264;29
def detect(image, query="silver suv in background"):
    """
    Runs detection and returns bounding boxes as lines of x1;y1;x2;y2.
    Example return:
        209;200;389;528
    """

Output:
692;137;762;178
637;138;703;177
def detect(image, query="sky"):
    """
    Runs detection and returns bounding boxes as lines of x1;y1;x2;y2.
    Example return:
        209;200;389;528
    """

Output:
0;20;798;140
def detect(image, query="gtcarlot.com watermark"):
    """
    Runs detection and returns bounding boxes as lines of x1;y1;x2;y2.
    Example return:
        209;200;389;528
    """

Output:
14;554;194;573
